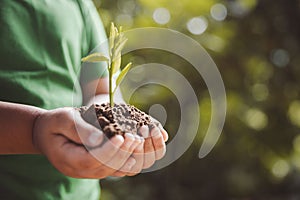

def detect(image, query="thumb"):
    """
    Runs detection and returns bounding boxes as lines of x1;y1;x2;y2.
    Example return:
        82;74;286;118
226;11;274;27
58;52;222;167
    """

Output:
69;109;104;147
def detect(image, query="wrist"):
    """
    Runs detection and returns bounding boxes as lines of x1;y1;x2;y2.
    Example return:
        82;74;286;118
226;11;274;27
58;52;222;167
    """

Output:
31;109;47;154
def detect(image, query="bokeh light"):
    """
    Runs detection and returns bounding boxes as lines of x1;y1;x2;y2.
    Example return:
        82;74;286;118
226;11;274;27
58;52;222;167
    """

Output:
152;7;171;25
117;0;136;14
201;34;226;52
293;135;300;153
186;16;208;35
210;3;227;21
271;159;290;179
251;83;269;101
245;108;268;130
288;100;300;127
270;49;290;67
116;14;133;27
228;0;257;17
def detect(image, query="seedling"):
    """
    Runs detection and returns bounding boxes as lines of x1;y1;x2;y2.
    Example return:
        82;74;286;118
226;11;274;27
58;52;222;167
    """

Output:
80;23;161;139
81;22;132;107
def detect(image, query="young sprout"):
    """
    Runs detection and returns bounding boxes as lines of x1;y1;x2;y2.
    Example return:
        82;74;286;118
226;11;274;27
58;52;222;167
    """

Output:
81;22;132;107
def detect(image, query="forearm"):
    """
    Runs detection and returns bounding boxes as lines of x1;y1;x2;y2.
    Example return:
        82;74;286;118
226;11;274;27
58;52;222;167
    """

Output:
82;77;125;106
85;88;125;106
0;101;46;154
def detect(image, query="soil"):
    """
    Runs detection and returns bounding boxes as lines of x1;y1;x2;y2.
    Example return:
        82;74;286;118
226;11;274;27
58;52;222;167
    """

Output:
79;103;159;138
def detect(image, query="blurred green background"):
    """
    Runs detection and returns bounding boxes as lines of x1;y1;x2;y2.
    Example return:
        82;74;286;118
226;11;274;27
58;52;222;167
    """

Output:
93;0;300;199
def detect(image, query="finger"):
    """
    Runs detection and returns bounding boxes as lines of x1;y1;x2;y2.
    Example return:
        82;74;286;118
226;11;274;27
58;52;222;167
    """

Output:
143;126;156;169
121;135;143;175
105;133;140;171
149;117;168;142
72;110;104;147
151;127;166;160
90;135;124;165
127;140;144;176
139;125;149;139
91;135;136;179
49;108;83;145
159;125;169;142
111;157;137;177
54;108;104;147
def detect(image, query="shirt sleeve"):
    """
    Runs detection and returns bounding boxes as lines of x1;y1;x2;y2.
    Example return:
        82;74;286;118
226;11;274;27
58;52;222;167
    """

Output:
79;0;109;84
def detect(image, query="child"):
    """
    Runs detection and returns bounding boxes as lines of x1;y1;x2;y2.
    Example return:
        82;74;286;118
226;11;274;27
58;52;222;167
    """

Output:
0;0;168;199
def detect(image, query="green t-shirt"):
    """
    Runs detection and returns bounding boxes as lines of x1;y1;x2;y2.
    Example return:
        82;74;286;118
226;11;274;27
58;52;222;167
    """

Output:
0;0;108;199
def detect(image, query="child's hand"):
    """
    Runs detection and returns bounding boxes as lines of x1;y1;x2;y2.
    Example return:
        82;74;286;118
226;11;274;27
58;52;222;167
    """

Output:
32;107;143;179
140;124;168;168
119;120;168;177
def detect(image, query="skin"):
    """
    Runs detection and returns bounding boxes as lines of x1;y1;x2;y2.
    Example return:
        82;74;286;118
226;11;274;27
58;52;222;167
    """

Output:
0;77;168;179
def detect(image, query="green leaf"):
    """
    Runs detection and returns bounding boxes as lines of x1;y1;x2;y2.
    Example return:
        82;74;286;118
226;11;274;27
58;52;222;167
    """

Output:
114;33;125;50
114;27;119;35
81;53;109;63
113;38;128;59
109;22;116;56
119;26;123;33
113;62;132;94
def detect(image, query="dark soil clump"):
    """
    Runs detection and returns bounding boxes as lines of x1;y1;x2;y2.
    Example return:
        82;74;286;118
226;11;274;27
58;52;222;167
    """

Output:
79;103;158;138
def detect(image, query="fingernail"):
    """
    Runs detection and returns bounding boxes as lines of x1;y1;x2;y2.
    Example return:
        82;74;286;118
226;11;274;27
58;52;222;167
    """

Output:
151;127;160;137
134;135;143;143
125;133;134;140
111;135;124;146
139;125;149;138
89;133;101;146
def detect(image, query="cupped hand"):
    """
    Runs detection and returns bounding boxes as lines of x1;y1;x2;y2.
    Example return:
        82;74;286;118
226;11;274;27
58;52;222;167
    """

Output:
122;118;169;176
32;107;142;179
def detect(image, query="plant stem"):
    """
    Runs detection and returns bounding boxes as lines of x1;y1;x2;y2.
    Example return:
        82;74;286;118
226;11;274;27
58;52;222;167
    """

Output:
108;61;114;107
